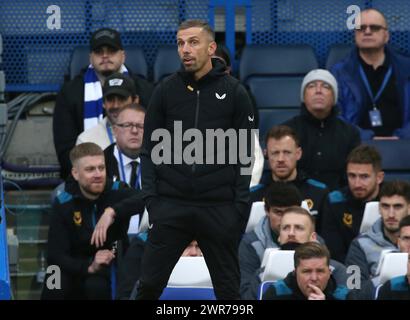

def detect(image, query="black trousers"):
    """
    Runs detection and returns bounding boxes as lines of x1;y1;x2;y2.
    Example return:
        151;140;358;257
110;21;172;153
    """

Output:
136;199;242;300
41;269;111;300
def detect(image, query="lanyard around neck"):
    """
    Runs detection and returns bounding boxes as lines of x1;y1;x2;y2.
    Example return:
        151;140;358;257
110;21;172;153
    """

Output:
106;121;115;144
359;65;393;109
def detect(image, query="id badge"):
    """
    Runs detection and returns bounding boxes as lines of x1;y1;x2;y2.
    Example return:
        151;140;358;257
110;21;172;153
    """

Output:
369;109;383;127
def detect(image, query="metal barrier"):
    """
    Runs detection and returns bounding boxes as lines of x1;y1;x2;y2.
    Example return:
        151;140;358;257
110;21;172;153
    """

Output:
0;169;12;300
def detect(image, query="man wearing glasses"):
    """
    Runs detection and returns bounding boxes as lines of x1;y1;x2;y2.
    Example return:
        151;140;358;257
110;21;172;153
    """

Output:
104;103;145;189
331;8;410;140
76;73;139;150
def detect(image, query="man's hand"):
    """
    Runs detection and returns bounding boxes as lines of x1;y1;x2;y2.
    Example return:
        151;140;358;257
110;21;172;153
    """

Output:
91;207;116;248
307;284;325;300
88;249;116;274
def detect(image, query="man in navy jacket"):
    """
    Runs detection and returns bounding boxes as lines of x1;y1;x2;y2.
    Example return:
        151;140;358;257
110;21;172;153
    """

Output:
331;8;410;140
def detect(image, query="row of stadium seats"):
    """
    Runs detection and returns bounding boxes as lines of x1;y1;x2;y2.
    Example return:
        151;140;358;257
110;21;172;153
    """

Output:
68;43;352;95
69;45;180;84
156;245;407;300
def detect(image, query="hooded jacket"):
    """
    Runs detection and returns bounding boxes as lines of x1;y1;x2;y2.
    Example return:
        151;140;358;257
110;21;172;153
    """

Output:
47;177;144;276
320;187;379;263
239;216;348;299
345;218;398;284
141;59;254;215
284;103;360;191
377;275;410;300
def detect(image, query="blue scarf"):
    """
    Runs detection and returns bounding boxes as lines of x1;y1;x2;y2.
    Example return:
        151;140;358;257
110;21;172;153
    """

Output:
83;64;129;130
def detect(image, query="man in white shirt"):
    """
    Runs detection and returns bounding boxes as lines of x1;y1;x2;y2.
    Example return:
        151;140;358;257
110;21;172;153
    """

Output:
103;103;145;188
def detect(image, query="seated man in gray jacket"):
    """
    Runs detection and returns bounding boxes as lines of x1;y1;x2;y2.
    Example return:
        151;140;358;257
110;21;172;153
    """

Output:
346;180;410;285
239;182;303;299
239;199;347;299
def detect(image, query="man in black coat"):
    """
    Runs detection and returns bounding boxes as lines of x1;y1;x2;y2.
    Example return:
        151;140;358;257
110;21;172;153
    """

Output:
53;28;153;179
104;103;145;189
138;20;254;300
41;142;144;300
284;69;360;191
262;242;351;300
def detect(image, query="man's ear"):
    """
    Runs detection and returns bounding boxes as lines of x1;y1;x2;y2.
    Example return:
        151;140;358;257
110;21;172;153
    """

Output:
377;170;385;185
296;147;302;161
72;166;79;181
208;41;217;56
310;231;317;241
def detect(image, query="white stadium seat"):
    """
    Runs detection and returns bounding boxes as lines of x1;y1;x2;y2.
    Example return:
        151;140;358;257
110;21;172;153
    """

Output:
360;201;380;234
261;250;295;282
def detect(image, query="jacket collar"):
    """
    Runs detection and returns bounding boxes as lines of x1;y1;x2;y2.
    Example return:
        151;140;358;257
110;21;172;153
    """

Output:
178;58;228;90
65;175;114;202
300;102;339;127
284;271;338;300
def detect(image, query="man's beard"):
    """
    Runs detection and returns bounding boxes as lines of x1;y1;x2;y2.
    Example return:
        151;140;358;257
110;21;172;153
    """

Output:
101;70;115;77
280;241;302;251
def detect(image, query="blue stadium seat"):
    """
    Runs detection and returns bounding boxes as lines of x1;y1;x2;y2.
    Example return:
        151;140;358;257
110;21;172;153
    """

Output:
159;286;216;300
69;46;89;80
124;45;148;79
239;45;318;109
248;78;302;109
364;139;410;181
325;44;352;70
69;45;148;80
258;109;300;145
153;45;181;83
257;281;276;300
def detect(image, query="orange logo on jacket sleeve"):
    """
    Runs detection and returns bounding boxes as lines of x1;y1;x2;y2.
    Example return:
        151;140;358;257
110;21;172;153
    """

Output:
342;212;353;228
73;211;82;226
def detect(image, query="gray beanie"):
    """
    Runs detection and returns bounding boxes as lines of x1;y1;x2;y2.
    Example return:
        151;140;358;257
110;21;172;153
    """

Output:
300;69;338;105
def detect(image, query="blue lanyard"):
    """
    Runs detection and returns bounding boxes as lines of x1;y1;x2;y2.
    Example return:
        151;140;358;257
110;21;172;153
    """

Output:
117;150;141;189
106;121;115;144
359;65;392;109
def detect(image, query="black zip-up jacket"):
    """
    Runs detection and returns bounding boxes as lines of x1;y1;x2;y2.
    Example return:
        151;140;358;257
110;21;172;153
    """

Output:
141;59;254;214
377;275;410;300
284;104;360;191
262;271;350;300
53;71;153;179
320;187;379;263
47;178;144;276
250;171;329;231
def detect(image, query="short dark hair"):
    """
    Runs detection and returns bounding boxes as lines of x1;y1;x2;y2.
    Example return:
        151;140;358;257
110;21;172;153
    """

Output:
265;125;300;147
399;215;410;232
264;182;303;211
178;20;215;41
69;143;104;166
282;206;315;229
347;144;382;171
380;180;410;203
294;242;330;268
